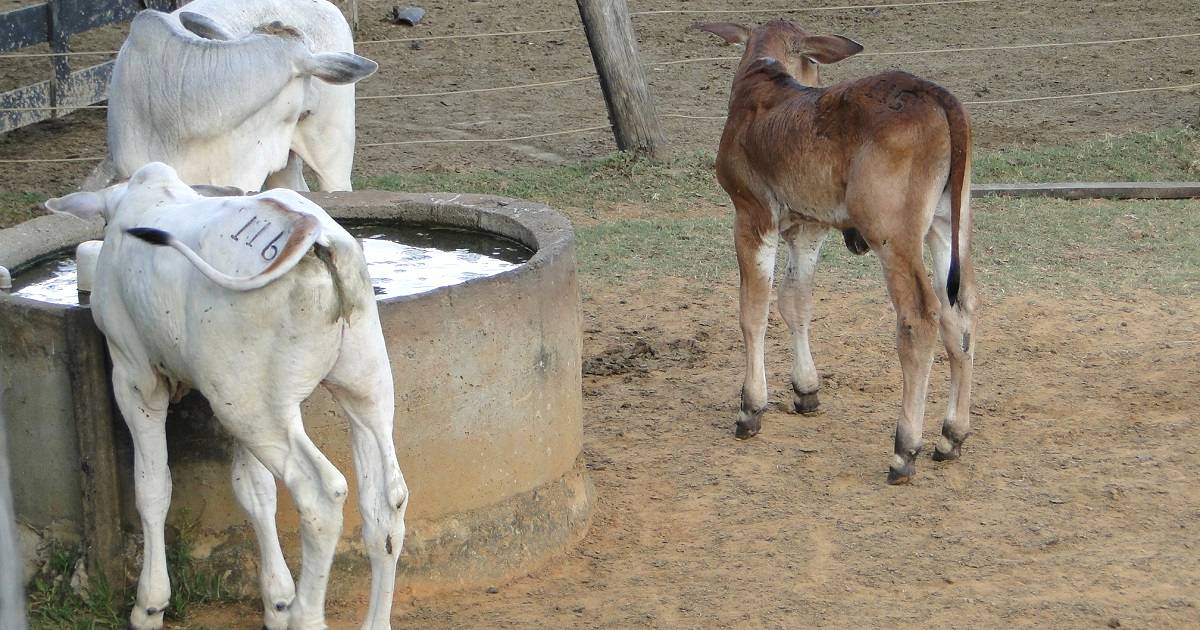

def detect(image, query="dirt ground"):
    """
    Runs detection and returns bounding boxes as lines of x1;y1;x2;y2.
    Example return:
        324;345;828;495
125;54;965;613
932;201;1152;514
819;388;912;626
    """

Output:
4;1;1200;628
179;270;1200;628
1;0;1199;192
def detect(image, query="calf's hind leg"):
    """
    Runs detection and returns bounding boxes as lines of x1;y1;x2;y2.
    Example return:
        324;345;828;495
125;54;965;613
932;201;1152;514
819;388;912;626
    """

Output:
230;445;296;629
925;209;977;461
733;201;778;438
874;240;941;485
778;221;827;414
219;405;348;629
324;318;407;629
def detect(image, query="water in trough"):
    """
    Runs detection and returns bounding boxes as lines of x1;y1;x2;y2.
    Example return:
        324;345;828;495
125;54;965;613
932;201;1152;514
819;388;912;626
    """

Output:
8;224;532;305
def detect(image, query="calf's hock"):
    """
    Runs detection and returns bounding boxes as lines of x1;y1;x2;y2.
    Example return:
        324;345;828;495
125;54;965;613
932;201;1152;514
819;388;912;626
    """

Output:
0;191;591;596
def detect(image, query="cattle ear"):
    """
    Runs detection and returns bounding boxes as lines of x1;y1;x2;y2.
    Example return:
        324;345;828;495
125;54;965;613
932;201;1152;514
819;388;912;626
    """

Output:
305;52;378;85
45;191;106;220
798;34;863;64
695;22;751;45
191;184;245;197
178;11;235;41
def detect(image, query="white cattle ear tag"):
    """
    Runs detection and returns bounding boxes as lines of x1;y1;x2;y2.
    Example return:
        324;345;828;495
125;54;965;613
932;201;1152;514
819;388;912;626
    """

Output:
196;198;322;280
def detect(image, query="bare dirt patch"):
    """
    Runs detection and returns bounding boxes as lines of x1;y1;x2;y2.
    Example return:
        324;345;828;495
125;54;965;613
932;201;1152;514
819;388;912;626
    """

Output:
180;266;1200;628
2;0;1198;194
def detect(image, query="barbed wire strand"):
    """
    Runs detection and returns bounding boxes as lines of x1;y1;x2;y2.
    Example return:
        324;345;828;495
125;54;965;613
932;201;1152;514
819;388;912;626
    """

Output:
7;29;1195;112
630;0;1004;16
659;82;1200;121
354;26;580;46
357;75;596;100
6;77;1197;163
0;0;1007;58
358;125;612;148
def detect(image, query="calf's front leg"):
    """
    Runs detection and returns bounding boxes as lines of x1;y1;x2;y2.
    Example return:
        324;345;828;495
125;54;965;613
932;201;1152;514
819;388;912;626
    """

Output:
778;221;827;415
111;366;173;630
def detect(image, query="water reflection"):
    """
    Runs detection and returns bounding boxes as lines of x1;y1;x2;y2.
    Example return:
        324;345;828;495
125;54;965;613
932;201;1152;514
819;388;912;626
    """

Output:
8;225;533;306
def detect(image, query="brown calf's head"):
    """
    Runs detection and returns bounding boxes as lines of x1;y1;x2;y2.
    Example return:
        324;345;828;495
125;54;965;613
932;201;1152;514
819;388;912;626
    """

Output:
695;20;862;86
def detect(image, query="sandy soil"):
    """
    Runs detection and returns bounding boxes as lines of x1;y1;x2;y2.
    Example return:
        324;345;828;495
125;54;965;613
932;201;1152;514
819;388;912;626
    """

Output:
4;1;1198;627
2;0;1199;193
179;267;1200;628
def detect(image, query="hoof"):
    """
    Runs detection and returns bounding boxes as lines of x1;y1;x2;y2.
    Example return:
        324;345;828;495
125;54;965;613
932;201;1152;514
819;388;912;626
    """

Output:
887;446;921;485
792;385;820;415
932;441;961;462
886;467;915;485
932;428;968;462
735;405;764;439
735;417;761;440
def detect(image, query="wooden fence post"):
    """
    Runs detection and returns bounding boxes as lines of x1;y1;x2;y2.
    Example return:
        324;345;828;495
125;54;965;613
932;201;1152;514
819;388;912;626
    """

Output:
576;0;666;158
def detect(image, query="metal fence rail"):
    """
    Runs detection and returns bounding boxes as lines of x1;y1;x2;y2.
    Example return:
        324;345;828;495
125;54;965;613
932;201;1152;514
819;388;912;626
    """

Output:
0;0;178;134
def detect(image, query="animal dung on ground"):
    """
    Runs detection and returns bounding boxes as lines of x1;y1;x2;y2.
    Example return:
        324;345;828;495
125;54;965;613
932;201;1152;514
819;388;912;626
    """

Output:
389;6;426;26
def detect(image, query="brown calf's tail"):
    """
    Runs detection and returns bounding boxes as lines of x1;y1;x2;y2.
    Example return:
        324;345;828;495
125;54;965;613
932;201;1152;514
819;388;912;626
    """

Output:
930;84;971;307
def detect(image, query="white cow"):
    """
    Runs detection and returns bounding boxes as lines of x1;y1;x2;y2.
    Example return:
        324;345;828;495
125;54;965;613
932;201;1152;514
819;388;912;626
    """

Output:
46;162;407;630
105;0;373;192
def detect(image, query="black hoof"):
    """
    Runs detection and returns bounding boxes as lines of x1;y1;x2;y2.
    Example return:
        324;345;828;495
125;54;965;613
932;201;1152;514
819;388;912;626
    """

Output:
792;385;820;415
735;416;761;439
932;443;961;462
886;466;915;485
933;426;969;462
888;441;922;485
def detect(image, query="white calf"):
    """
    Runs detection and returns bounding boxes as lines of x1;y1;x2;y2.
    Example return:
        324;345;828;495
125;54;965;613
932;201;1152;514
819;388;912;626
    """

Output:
105;2;374;192
47;162;407;630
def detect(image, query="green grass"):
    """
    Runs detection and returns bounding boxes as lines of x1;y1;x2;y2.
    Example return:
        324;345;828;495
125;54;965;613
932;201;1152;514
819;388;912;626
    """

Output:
577;195;1200;296
362;150;725;216
0;191;46;229
974;125;1200;183
4;126;1198;229
26;547;123;629
25;521;227;628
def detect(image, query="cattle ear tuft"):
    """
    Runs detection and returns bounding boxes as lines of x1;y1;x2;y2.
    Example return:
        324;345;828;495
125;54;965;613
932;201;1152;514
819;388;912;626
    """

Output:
45;191;106;221
306;52;379;85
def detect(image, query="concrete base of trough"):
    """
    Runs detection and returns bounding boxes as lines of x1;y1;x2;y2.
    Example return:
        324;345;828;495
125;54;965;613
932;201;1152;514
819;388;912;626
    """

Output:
0;191;592;598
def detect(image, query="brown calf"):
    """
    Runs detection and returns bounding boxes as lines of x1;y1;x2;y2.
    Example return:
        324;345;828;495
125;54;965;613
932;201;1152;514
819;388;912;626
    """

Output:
699;20;977;484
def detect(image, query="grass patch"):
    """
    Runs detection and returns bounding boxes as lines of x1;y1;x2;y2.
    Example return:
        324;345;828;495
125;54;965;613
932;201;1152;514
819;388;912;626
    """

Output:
0;191;46;230
362;150;724;215
974;125;1200;183
576;196;1200;297
26;546;123;628
26;517;227;628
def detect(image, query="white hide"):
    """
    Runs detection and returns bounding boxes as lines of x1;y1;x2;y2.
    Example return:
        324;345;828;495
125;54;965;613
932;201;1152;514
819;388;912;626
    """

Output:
46;163;407;630
107;1;372;192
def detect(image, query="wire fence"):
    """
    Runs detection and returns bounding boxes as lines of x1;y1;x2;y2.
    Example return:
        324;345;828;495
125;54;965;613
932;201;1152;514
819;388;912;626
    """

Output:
0;0;1197;164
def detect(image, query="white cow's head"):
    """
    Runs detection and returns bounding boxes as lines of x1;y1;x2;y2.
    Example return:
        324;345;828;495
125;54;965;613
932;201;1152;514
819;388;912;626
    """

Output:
176;11;378;116
108;11;379;189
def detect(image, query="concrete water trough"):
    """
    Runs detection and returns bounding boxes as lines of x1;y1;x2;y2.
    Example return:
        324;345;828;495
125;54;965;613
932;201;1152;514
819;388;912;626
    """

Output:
0;191;592;596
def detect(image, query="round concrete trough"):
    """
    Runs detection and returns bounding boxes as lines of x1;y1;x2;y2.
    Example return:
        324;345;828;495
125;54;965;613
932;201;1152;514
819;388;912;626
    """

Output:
0;191;592;596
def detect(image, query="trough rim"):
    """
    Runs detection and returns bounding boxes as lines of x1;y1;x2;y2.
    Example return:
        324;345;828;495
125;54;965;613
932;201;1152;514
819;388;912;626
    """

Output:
0;190;576;311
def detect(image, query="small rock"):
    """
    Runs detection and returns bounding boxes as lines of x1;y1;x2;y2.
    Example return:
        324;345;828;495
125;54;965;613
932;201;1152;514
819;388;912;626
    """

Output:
1107;618;1121;628
486;586;499;594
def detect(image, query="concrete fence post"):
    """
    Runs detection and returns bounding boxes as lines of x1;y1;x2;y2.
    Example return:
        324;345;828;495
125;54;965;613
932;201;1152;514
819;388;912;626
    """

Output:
576;0;667;158
0;398;29;630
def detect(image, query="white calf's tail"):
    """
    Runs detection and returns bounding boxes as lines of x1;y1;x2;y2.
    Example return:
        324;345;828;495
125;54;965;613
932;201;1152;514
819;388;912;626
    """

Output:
126;227;303;292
